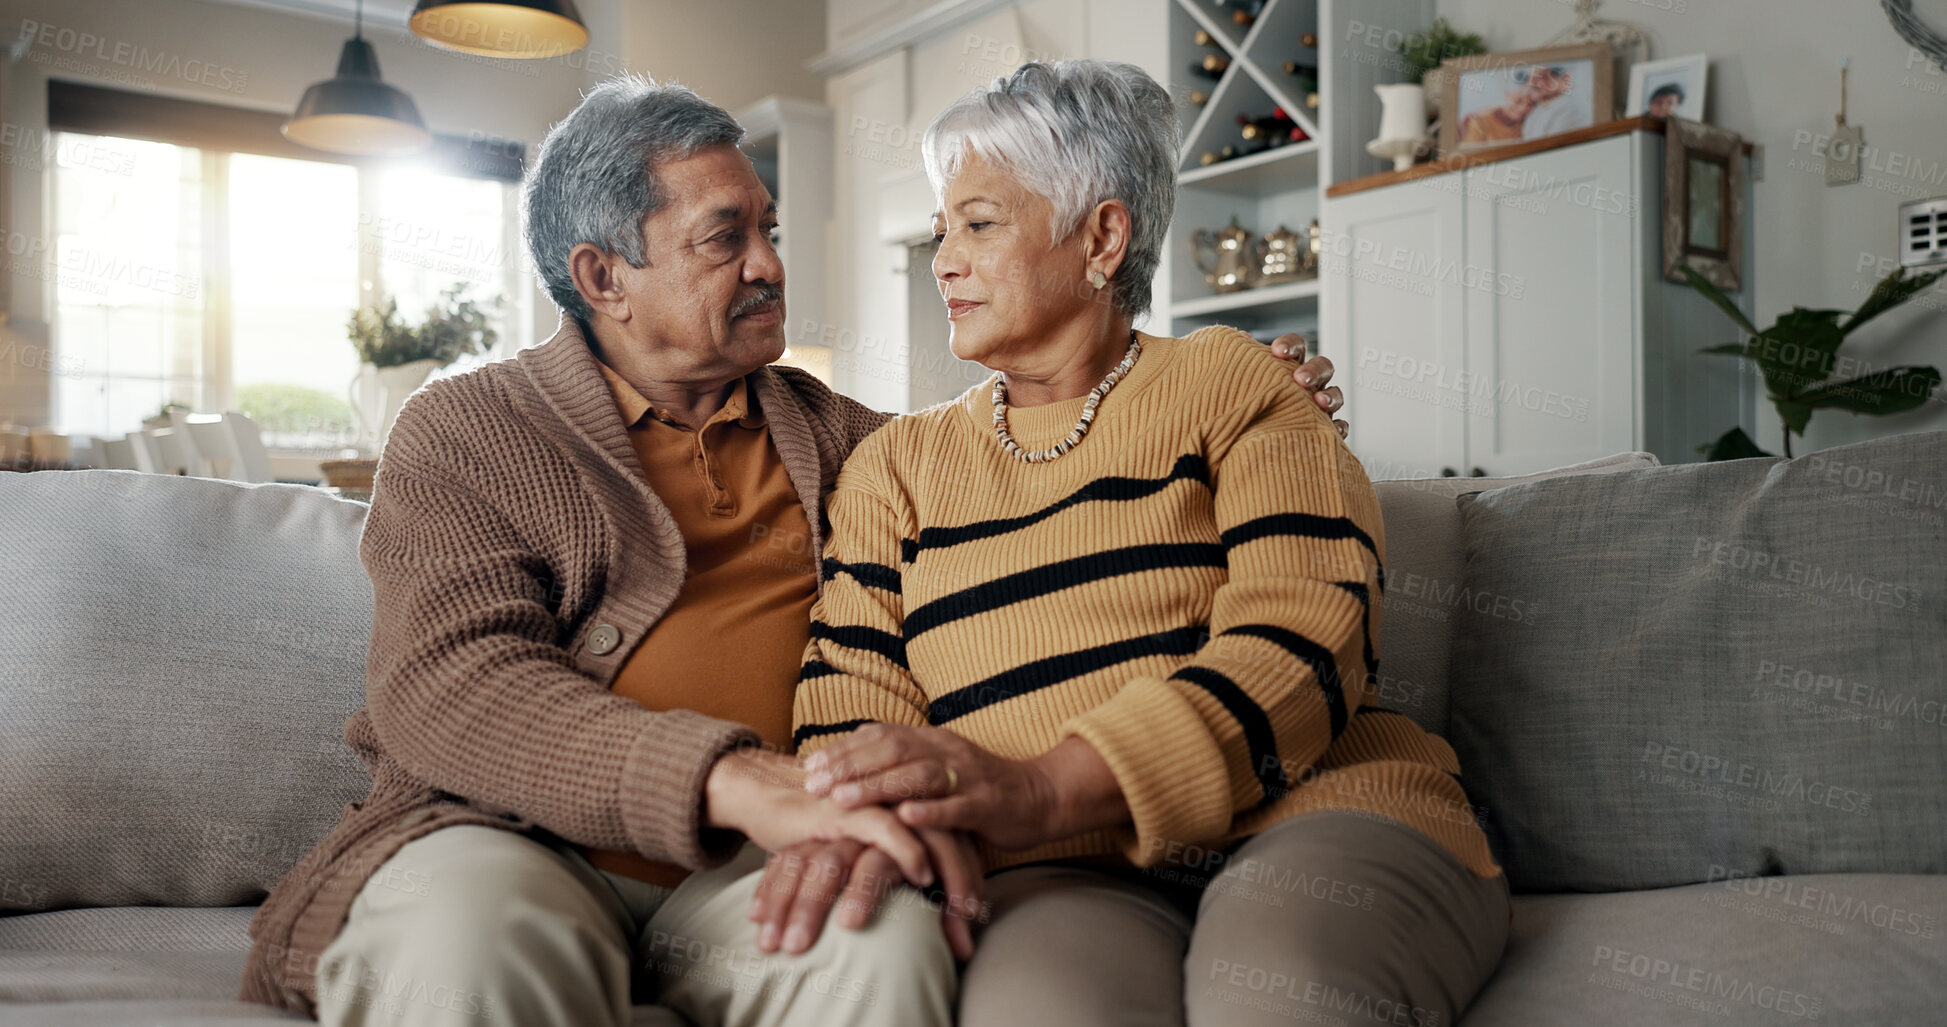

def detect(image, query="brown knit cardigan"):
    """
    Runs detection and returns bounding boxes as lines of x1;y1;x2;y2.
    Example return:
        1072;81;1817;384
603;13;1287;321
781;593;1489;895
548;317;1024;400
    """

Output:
239;318;888;1015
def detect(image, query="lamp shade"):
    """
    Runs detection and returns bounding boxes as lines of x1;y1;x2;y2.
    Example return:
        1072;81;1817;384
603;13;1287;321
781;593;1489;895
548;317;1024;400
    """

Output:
410;0;589;59
283;38;432;157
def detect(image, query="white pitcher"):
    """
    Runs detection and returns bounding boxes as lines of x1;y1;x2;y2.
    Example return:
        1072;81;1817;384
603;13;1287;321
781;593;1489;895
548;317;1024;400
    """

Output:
348;358;442;454
1368;83;1432;171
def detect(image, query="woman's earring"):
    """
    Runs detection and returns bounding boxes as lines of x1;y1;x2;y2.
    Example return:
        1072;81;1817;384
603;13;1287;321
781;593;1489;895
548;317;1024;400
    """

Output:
1089;270;1108;290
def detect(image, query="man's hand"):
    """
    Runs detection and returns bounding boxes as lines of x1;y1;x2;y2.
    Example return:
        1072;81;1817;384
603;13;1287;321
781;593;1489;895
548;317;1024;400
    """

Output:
703;747;934;888
748;829;984;961
1265;332;1347;439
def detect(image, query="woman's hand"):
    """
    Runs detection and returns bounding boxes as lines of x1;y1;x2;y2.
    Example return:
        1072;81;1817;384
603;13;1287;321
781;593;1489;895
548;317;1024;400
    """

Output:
1266;332;1347;439
749;829;984;961
703;746;934;889
804;725;1129;853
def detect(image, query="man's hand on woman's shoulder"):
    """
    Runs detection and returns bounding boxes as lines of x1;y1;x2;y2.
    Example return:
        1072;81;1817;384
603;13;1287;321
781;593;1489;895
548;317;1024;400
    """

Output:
1264;332;1347;440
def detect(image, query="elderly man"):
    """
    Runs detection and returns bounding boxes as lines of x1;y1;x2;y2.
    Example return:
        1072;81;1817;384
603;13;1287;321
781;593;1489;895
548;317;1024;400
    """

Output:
239;76;1341;1027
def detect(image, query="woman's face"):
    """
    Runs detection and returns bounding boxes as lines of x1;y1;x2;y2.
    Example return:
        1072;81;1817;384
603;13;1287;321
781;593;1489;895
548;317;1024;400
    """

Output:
931;152;1094;370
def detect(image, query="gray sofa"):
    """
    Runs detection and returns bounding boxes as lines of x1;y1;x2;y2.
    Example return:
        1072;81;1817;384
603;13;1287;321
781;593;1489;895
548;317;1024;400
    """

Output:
3;432;1943;1026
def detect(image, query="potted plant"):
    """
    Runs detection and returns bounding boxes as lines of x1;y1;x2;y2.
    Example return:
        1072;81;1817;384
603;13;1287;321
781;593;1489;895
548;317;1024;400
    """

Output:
344;283;498;453
1685;264;1945;459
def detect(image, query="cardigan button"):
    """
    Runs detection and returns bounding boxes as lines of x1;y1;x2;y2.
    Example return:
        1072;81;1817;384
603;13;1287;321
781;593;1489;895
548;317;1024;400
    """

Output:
585;623;622;655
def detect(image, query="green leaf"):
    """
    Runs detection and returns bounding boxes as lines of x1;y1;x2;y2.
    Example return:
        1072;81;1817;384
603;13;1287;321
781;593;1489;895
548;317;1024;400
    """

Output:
1794;366;1944;417
1698;426;1773;461
1698;342;1750;356
1681;265;1758;336
1773;399;1815;437
1844;266;1947;337
1752;308;1846;398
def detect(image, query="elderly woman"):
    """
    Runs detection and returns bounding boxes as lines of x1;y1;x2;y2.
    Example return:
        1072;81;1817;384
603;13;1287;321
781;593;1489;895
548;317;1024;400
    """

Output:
775;61;1509;1025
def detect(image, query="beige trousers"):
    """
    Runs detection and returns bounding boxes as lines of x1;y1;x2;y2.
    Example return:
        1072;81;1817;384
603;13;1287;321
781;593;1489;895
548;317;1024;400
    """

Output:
314;825;955;1027
959;812;1512;1027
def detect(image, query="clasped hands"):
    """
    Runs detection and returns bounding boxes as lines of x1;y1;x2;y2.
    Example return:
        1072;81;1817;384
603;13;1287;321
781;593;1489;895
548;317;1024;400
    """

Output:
734;723;1064;963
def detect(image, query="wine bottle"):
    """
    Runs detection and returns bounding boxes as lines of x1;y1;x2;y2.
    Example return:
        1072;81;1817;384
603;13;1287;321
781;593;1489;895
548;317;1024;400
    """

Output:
1232;9;1255;27
1188;90;1210;107
1299;31;1318;48
1190;54;1230;80
1193;29;1216;48
1282;60;1318;78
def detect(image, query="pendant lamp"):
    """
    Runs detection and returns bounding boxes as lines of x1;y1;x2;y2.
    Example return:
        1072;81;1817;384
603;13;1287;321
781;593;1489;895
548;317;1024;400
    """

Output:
409;0;589;59
284;0;432;157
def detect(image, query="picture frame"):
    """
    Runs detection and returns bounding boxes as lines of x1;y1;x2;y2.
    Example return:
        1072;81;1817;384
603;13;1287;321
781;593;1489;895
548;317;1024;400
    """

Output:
1663;116;1744;290
1437;43;1614;159
1627;53;1708;121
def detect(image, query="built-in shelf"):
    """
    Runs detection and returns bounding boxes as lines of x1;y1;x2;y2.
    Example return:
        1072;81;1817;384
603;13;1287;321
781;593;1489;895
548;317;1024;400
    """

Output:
1171;277;1321;318
1178;140;1320;191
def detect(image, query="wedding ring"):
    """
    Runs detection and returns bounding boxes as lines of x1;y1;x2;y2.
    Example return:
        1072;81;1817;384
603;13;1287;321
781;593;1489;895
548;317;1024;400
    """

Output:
943;766;959;795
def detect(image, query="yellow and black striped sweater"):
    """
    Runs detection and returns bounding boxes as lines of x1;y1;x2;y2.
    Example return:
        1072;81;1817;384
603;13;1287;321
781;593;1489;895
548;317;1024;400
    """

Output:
794;327;1499;878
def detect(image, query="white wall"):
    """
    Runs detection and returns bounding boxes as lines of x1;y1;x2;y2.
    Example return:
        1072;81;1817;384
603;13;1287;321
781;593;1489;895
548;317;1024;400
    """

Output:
622;0;827;113
1434;0;1947;454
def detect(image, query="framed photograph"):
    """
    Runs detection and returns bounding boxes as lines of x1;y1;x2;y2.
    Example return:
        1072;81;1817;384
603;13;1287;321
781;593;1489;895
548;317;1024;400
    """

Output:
1627;53;1708;120
1437;43;1614;158
1663;116;1744;290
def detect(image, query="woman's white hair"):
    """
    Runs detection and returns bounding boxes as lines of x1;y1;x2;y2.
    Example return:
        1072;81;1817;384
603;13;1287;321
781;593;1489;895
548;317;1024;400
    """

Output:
922;60;1179;321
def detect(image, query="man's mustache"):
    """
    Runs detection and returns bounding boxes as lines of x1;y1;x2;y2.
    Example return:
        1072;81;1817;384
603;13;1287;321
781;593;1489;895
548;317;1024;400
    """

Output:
731;283;783;318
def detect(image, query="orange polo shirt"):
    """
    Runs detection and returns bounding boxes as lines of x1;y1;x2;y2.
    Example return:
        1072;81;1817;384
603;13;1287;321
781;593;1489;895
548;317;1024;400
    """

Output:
581;361;820;886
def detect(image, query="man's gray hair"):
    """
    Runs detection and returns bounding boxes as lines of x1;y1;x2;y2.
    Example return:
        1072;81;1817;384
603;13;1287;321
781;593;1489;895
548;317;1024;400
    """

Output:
522;76;745;320
921;60;1179;321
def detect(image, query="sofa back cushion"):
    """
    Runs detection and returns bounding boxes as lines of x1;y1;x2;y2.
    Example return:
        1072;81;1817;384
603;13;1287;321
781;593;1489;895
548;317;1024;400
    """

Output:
1448;431;1947;892
1369;453;1659;736
0;470;374;911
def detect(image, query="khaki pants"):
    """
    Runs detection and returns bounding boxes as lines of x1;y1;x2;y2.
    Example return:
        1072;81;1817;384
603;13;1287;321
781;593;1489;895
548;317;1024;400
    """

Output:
314;826;955;1027
960;812;1511;1027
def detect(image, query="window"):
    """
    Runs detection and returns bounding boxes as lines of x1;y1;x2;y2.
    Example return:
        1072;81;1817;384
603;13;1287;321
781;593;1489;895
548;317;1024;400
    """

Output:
50;132;528;449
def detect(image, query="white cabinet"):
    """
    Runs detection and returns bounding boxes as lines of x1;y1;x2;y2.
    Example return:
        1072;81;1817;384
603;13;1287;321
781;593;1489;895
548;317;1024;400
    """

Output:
1323;127;1756;478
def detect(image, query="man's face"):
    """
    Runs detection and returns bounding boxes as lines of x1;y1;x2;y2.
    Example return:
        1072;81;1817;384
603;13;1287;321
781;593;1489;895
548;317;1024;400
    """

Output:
612;143;785;380
1649;92;1681;117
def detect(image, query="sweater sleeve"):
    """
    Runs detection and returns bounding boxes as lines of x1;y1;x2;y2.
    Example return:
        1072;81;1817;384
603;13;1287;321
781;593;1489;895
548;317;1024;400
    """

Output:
791;453;932;754
1060;388;1385;866
359;393;758;871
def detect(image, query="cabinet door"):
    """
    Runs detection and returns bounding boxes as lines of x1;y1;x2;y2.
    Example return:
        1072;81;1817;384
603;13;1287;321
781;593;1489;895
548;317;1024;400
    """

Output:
1321;180;1467;481
1461;136;1637;476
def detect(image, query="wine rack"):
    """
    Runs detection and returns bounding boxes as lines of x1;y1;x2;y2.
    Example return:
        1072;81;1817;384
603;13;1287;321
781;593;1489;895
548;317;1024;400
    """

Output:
1161;0;1432;341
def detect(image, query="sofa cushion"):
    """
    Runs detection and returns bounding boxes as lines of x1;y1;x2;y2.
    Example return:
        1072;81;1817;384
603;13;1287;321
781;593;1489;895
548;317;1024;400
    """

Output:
1464;874;1947;1026
0;906;259;1002
0;1000;306;1025
0;470;374;911
1449;432;1947;892
1369;453;1659;736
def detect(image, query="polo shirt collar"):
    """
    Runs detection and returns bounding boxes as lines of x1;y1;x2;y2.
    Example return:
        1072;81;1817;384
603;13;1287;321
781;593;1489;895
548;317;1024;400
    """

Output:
593;358;767;432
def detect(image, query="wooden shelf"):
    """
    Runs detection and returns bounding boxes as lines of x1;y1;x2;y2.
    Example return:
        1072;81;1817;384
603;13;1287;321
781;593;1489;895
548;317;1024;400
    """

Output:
1327;115;1754;198
1171;277;1321;318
